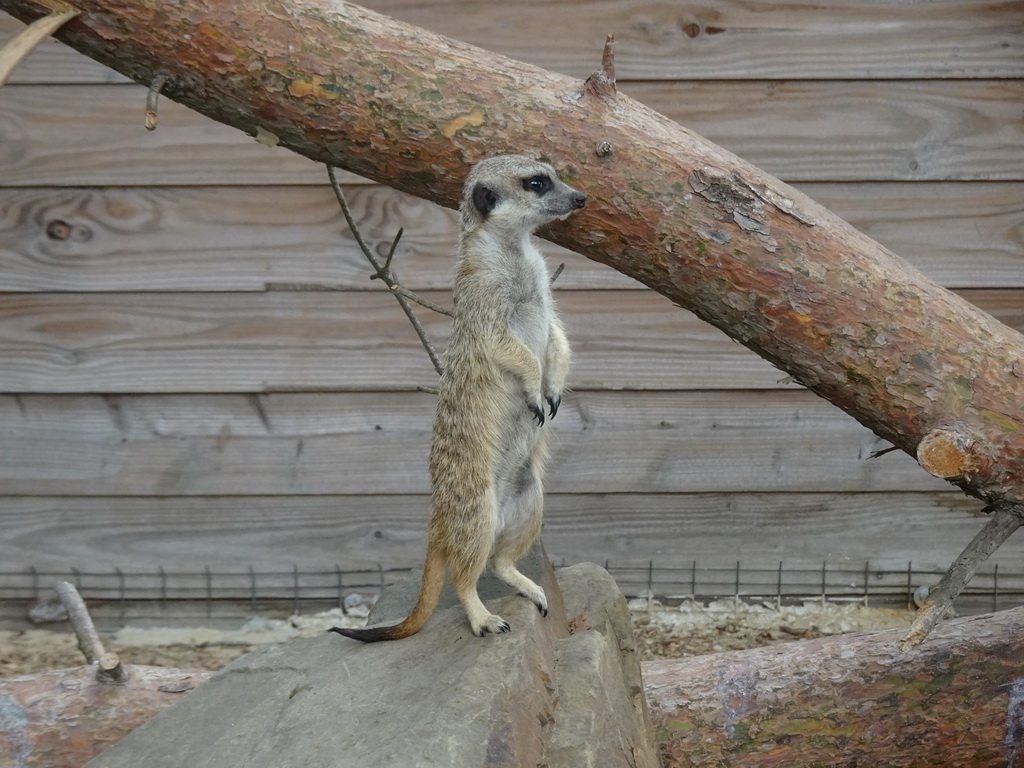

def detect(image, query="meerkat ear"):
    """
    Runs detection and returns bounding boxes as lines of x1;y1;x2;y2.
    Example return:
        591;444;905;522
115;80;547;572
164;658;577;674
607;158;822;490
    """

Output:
471;183;499;218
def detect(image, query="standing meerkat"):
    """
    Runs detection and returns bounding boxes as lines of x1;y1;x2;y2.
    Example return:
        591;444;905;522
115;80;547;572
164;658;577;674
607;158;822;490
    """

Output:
331;155;586;641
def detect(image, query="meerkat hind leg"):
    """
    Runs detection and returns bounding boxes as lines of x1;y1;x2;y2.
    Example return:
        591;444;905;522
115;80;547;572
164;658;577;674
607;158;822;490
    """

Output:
452;563;511;637
449;507;511;636
491;465;548;617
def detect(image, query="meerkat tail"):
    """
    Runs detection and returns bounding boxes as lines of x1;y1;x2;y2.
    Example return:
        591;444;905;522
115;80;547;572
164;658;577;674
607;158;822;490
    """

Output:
329;548;446;643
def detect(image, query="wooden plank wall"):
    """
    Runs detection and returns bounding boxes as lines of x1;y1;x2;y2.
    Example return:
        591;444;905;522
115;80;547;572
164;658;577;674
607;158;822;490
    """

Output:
1;2;1022;584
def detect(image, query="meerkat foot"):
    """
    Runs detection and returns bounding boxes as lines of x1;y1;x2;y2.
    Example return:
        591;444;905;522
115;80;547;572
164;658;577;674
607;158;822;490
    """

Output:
518;592;549;618
472;614;512;637
515;582;549;617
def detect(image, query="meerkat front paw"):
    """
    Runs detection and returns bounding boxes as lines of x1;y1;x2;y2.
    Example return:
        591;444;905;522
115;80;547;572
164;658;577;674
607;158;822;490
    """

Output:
473;614;512;637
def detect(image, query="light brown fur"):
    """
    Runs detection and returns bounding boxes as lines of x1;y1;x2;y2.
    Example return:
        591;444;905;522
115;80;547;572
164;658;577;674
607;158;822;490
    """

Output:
331;155;585;641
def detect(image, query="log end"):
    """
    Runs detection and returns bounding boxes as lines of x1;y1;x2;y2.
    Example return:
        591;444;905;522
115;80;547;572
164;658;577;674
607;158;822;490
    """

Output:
917;426;980;480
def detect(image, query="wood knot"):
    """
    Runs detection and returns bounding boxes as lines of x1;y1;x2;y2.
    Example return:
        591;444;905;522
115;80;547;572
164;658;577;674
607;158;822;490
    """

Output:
917;426;981;480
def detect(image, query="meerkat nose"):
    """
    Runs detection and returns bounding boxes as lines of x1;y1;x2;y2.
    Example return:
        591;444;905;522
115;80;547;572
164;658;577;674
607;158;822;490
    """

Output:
572;192;587;209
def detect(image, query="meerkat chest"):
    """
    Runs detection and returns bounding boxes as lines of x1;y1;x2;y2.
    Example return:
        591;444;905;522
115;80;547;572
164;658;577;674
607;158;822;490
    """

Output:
505;240;555;351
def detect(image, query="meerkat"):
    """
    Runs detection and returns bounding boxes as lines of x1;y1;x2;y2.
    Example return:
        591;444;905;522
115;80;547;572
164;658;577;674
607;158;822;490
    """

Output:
330;155;586;641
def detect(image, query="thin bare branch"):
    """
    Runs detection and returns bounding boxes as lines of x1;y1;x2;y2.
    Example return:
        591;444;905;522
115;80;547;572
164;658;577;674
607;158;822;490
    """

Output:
326;165;447;376
900;500;1024;651
550;262;565;285
0;0;80;87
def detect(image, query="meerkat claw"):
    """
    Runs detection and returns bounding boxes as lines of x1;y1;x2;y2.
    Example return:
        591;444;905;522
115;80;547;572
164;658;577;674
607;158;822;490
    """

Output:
474;619;512;637
547;396;560;419
529;402;546;426
518;591;549;617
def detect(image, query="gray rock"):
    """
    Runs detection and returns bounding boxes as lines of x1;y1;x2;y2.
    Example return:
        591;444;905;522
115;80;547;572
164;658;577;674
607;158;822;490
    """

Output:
548;562;659;768
86;546;654;768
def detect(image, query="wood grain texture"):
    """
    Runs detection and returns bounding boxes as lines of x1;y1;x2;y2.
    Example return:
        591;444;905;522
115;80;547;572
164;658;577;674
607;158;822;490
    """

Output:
623;79;1024;183
4;2;1021;83
1;183;1020;292
3;493;1016;573
0;289;1019;393
1;81;1021;186
0;391;948;496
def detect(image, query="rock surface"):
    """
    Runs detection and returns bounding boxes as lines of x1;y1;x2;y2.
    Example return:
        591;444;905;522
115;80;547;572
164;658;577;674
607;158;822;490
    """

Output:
85;547;657;768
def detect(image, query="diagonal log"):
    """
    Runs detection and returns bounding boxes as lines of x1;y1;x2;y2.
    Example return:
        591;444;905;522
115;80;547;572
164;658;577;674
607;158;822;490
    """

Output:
1;0;1022;644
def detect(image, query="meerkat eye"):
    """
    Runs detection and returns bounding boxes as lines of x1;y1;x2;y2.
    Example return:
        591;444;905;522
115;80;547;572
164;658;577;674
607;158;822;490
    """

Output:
522;175;552;195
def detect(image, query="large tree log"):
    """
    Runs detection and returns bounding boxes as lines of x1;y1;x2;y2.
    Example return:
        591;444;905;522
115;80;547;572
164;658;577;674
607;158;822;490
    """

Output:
3;609;1022;768
2;0;1023;641
645;606;1024;767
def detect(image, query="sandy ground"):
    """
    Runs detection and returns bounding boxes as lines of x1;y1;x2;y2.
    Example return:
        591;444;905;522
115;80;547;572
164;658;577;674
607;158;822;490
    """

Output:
0;598;915;677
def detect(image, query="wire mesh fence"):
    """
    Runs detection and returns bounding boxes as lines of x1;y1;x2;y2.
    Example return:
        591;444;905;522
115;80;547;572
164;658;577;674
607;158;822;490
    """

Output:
2;559;1022;631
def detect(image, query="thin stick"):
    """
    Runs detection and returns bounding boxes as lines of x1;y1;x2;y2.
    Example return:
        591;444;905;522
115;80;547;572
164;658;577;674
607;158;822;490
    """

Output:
326;166;447;376
56;581;128;684
0;1;80;88
550;262;565;285
899;500;1024;651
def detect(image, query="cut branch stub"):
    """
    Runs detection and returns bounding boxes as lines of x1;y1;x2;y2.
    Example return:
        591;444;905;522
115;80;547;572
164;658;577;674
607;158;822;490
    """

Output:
583;33;617;102
918;425;982;481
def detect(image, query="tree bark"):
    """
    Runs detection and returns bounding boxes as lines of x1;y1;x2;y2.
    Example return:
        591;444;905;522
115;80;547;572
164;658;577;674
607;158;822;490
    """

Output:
2;0;1023;637
644;606;1024;767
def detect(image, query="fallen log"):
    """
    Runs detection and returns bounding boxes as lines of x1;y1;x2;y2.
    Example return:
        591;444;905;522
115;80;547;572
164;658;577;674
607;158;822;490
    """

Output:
1;0;1022;642
5;607;1022;768
645;605;1024;767
0;664;214;768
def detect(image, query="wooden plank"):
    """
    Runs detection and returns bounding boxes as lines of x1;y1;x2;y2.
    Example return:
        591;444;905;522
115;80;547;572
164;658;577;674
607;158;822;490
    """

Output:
623;79;1024;183
2;81;1021;186
4;2;1022;83
2;182;1021;292
0;391;949;496
0;493;1017;575
1;289;1019;393
358;0;1024;81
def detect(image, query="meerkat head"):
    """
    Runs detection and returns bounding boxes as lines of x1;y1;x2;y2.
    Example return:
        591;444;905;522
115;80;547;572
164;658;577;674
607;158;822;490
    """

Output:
460;155;586;233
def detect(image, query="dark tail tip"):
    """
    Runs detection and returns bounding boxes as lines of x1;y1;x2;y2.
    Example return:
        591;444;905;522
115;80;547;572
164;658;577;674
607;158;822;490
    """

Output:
328;624;403;643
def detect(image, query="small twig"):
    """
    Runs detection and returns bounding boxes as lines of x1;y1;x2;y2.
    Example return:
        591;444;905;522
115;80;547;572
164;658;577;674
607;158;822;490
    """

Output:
868;445;900;459
326;165;447;376
145;74;167;131
382;227;402;273
0;0;80;88
56;581;128;684
550;262;565;285
899;500;1024;651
